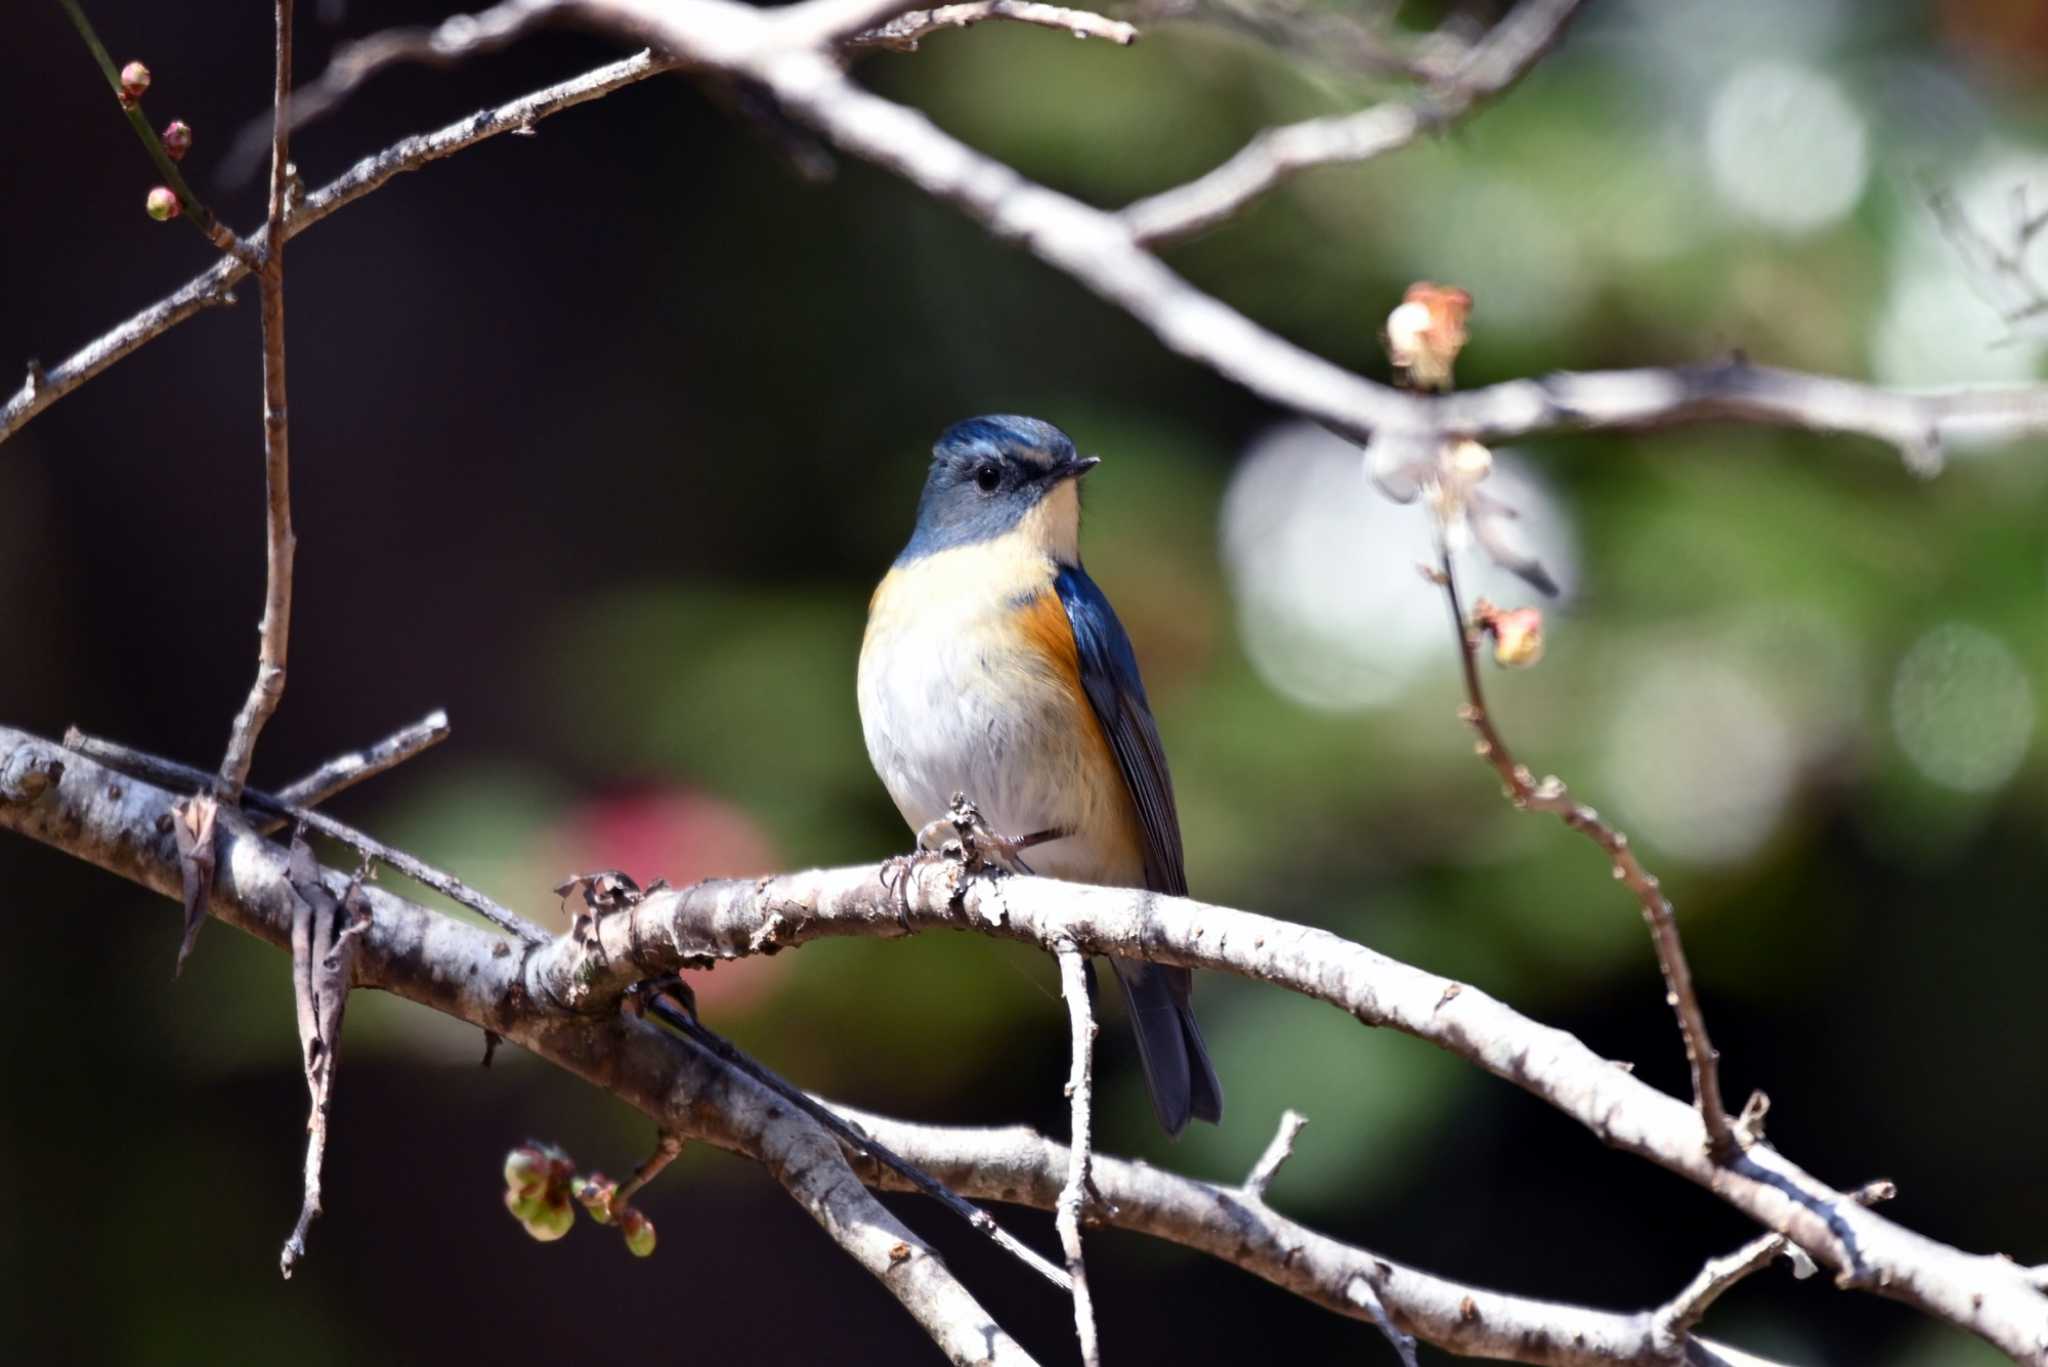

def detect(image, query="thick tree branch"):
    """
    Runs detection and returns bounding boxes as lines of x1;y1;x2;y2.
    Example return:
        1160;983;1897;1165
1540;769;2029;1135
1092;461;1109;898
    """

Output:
0;725;1032;1366
510;848;2048;1361
0;722;1817;1366
1120;0;1588;247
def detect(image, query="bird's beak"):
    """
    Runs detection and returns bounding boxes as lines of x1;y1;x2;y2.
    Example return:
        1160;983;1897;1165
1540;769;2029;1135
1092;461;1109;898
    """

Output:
1051;455;1101;482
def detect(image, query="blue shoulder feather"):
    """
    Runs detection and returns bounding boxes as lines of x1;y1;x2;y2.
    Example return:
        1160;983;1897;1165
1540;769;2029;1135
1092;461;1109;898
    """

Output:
1053;564;1187;896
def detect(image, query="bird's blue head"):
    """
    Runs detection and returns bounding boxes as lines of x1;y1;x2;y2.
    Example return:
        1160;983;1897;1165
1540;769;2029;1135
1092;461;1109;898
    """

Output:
897;415;1100;565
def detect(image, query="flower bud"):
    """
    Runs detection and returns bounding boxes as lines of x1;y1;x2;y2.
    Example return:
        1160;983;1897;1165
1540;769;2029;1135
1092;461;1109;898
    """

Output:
119;61;152;102
521;1195;575;1243
619;1206;657;1258
1385;282;1472;391
504;1145;551;1198
1489;607;1545;668
162;120;193;161
572;1173;619;1224
145;187;181;222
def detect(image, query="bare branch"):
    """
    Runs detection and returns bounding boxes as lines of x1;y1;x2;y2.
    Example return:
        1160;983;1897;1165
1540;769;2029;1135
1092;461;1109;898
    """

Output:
15;0;2048;475
1651;1181;1896;1353
1434;542;1736;1159
217;0;301;802
851;2;1138;51
642;991;1075;1293
222;0;559;181
0;49;675;448
1054;944;1101;1367
64;727;551;943
273;709;451;812
0;726;1035;1366
1120;0;1589;246
1929;184;2048;333
1243;1108;1308;1203
572;0;2046;479
0;722;1820;1367
506;842;2048;1361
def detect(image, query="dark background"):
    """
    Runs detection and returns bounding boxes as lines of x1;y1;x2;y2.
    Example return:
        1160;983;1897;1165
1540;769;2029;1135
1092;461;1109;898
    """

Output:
3;1;2045;1363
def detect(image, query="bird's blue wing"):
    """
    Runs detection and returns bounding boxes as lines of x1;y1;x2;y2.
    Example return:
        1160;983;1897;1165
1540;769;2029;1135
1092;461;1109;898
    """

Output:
1054;564;1187;896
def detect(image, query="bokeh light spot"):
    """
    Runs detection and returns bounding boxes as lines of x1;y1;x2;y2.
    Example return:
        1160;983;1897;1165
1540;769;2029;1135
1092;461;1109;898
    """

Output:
1890;623;2035;793
1602;656;1796;866
1705;60;1869;234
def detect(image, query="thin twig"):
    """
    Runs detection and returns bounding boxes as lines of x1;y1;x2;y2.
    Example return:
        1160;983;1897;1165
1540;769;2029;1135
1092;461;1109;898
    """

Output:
1244;1108;1308;1203
221;0;558;182
1347;1274;1421;1367
851;1;1137;50
272;709;450;812
1433;541;1737;1160
1651;1181;1896;1351
216;0;298;803
608;1130;684;1217
53;0;258;263
1120;0;1589;246
0;49;676;447
1929;185;2048;333
1054;945;1102;1367
645;996;1075;1294
62;728;549;943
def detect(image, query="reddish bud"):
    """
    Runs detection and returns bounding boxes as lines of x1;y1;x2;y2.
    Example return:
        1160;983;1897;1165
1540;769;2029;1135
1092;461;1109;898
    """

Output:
1488;607;1545;669
145;187;181;222
1385;282;1472;391
119;61;152;102
162;120;193;161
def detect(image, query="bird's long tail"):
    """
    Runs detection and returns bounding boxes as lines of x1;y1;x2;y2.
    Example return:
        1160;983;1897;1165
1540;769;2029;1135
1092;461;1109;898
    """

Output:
1110;956;1224;1138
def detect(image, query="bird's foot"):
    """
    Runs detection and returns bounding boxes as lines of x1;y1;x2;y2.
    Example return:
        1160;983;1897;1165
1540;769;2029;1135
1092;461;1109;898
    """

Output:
923;793;1062;877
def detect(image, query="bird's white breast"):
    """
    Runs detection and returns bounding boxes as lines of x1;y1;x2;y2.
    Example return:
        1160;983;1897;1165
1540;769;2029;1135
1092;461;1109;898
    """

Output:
857;538;1143;885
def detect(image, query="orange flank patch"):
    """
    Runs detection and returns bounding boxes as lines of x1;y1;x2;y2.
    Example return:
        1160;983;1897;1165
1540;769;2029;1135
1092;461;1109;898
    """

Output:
1014;588;1086;704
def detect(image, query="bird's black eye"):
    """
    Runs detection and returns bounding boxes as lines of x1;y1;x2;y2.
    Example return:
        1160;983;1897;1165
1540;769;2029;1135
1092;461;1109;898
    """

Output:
974;463;1002;492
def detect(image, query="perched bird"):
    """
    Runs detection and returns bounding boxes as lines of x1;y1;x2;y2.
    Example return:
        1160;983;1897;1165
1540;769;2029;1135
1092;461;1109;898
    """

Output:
858;415;1223;1136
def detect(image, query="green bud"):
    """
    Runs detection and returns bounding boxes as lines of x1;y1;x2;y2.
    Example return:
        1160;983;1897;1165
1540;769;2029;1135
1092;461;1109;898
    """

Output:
145;188;180;222
619;1206;656;1258
504;1145;551;1197
573;1173;619;1224
522;1195;575;1243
